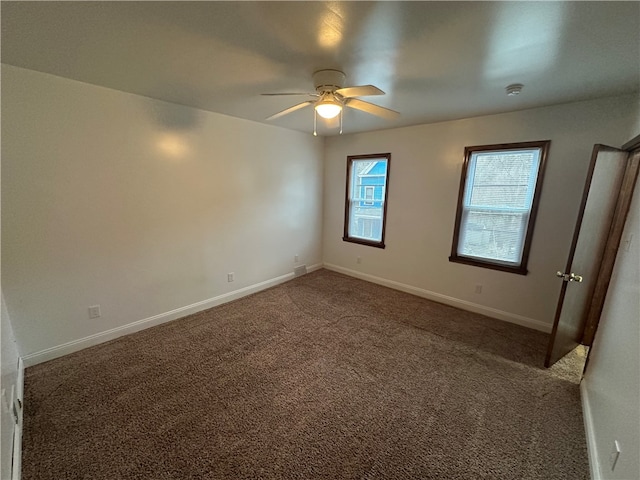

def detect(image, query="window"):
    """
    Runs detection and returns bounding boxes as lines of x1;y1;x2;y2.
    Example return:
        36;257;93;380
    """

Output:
449;141;549;274
343;153;390;248
363;186;375;205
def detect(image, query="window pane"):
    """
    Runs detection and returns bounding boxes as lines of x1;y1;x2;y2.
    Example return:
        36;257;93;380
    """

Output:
467;150;539;209
349;202;383;242
459;209;528;264
469;185;529;209
457;148;542;265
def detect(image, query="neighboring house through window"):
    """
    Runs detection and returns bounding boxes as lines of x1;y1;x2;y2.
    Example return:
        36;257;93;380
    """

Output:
343;153;391;248
449;141;550;274
363;186;375;205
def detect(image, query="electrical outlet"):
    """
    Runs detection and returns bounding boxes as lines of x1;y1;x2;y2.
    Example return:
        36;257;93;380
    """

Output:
227;272;234;282
294;255;299;263
610;440;621;471
88;305;101;319
356;256;362;264
475;284;483;294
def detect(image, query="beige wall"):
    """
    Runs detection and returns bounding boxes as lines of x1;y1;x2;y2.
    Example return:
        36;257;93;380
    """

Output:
631;98;640;141
323;95;638;330
3;63;636;354
1;65;324;358
582;168;639;480
2;63;639;480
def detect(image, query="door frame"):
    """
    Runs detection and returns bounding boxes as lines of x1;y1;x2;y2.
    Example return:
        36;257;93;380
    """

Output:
544;142;639;367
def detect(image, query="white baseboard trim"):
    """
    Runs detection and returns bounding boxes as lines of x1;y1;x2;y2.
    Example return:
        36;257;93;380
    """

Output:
323;263;552;333
580;381;601;480
22;263;323;367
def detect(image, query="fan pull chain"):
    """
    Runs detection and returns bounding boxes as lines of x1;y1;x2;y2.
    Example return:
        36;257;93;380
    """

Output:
339;108;343;135
313;109;317;136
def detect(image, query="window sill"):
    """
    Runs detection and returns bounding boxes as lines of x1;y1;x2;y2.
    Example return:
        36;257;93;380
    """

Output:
448;255;528;275
343;237;386;249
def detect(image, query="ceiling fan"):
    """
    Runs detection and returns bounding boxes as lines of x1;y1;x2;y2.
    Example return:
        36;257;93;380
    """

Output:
262;69;400;135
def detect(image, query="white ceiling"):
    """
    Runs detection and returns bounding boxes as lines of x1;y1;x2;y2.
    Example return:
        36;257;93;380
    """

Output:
2;1;639;136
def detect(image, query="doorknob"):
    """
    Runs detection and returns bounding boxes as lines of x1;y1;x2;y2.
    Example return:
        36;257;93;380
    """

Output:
556;271;583;282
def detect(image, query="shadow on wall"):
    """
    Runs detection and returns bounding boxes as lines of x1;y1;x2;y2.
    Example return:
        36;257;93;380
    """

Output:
144;97;205;161
148;99;205;131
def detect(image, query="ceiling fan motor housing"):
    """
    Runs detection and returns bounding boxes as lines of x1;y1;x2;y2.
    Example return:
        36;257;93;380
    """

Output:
313;69;346;93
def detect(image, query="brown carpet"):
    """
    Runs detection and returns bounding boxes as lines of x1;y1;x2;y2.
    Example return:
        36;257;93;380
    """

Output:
22;269;589;479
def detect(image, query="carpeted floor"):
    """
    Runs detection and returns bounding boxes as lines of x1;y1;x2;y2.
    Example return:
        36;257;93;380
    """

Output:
22;269;589;479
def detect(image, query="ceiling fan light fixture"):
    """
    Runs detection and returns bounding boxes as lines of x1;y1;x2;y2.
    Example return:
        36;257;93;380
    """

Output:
315;101;342;119
264;69;399;132
315;94;342;119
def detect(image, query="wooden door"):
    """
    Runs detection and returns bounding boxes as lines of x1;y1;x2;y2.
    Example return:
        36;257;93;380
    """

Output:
545;145;629;367
581;150;640;345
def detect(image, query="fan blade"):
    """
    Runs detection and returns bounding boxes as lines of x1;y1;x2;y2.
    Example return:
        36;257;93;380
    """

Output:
335;85;384;98
266;101;314;120
345;98;400;120
261;92;319;96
